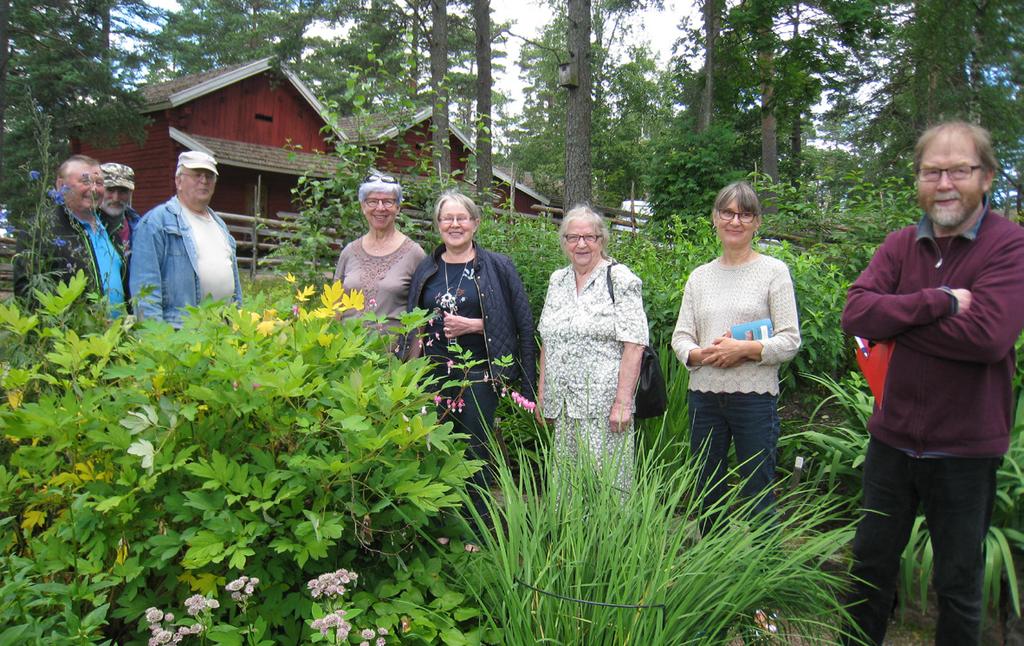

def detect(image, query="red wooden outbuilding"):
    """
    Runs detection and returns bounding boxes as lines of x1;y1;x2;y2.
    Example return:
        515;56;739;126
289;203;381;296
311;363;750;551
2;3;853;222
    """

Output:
73;58;549;220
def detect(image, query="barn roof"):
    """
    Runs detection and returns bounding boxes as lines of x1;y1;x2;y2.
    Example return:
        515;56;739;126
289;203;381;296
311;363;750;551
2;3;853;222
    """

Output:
169;128;337;177
141;58;337;139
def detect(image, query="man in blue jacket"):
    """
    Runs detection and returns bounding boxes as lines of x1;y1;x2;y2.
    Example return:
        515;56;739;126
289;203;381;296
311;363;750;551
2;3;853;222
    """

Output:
130;151;242;327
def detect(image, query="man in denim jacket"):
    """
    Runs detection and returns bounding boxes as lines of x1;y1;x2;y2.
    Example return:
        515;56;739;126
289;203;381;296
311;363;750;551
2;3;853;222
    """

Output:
130;151;242;327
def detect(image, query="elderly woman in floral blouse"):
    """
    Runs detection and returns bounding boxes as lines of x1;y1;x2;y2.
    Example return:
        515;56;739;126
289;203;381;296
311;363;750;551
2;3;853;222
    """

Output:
537;205;649;492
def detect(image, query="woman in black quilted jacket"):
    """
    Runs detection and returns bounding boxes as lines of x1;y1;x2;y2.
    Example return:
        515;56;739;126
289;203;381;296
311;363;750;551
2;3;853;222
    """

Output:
407;190;537;532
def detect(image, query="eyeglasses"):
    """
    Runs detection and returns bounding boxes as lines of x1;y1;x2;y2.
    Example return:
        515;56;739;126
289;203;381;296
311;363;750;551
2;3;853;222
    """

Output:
364;198;397;208
439;214;475;225
716;209;757;224
364;173;398;184
563;234;600;244
918;165;982;182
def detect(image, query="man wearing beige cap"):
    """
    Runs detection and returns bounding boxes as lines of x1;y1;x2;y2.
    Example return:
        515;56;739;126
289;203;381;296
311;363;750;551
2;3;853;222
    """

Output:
130;151;242;327
99;162;142;248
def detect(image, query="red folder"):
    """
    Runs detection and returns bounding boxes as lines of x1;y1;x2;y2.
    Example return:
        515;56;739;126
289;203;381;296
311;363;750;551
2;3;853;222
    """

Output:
854;337;893;406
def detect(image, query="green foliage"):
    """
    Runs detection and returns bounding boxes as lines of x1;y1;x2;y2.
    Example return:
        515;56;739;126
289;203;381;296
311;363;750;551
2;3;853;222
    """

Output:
458;441;856;643
778;372;871;501
646;121;753;219
0;0;153;215
0;278;487;643
499;5;673;206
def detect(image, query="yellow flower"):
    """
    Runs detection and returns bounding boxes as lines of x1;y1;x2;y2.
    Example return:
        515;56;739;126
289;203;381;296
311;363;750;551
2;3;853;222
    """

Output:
295;285;315;303
116;537;129;565
321;281;345;311
256;320;277;336
7;390;23;409
285;273;297;284
341;289;365;312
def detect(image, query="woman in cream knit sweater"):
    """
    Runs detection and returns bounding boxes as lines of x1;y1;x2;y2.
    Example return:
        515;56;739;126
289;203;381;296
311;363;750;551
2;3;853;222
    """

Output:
671;181;801;535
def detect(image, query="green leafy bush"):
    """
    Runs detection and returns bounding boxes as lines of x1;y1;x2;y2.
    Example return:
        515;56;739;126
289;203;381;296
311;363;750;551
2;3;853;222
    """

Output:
458;440;857;644
0;275;486;643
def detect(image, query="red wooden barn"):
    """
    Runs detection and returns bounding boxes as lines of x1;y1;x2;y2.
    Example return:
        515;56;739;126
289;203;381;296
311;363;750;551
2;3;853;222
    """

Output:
73;58;549;220
74;58;336;218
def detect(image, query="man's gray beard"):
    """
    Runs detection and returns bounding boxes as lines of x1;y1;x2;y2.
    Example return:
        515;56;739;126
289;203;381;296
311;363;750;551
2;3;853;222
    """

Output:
100;204;124;217
928;206;969;230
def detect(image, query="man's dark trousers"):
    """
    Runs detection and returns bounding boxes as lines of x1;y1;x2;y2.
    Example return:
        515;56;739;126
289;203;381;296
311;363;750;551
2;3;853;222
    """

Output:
842;437;999;645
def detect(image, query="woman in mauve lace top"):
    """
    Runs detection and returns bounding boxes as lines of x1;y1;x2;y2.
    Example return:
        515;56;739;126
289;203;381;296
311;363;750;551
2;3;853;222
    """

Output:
333;173;425;329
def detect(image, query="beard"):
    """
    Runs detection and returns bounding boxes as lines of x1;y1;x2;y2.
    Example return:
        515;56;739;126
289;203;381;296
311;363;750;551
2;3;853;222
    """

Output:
100;201;125;217
922;190;982;232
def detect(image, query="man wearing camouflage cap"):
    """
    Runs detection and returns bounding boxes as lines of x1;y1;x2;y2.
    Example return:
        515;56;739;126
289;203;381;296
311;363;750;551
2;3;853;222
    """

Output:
99;162;142;248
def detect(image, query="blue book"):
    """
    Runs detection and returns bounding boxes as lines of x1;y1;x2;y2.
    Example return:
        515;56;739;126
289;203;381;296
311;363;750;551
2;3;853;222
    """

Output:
731;318;774;341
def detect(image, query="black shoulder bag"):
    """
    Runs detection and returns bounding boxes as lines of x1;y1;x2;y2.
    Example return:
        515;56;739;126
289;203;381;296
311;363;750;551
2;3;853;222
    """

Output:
606;264;667;419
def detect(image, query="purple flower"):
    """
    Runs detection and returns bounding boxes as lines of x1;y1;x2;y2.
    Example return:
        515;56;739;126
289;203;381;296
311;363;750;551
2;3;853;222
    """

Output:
28;170;41;181
145;607;164;624
47;188;65;205
54;237;68;248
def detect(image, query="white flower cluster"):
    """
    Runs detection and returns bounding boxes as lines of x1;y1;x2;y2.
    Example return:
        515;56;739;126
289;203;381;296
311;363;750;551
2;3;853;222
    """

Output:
143;606;204;645
306;568;359;599
358;626;389;646
183;594;220;617
310;609;352;641
225;575;259;604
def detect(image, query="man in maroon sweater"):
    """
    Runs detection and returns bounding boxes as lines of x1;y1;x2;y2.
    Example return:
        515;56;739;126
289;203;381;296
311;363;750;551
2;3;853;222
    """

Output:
840;121;1024;645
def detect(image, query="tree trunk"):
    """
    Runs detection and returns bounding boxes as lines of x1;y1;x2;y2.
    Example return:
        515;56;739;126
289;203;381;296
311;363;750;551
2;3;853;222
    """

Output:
429;0;450;177
0;0;9;182
564;0;592;208
967;0;988;123
698;0;720;132
473;0;493;204
758;41;778;183
788;7;801;184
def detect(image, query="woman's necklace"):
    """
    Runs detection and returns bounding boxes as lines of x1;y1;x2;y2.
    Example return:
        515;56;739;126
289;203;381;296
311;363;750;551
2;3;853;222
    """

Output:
439;260;469;315
439;260;472;347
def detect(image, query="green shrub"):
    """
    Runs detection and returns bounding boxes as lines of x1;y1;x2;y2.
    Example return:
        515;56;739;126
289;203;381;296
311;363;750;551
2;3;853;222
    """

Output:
458;439;857;644
0;274;486;643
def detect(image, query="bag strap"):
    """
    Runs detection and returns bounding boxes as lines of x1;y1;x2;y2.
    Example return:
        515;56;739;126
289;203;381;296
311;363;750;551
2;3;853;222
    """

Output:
605;262;617;304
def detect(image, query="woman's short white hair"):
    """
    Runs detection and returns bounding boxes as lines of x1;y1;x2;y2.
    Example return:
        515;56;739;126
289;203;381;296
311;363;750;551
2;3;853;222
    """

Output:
358;177;402;204
559;205;610;259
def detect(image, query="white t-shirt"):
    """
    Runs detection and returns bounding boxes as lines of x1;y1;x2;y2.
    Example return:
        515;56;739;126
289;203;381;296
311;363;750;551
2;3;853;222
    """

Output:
182;207;235;301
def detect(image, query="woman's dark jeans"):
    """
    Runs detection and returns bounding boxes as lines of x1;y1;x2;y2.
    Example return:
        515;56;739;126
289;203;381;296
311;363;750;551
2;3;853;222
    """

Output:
688;390;780;535
841;437;999;646
437;367;498;534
